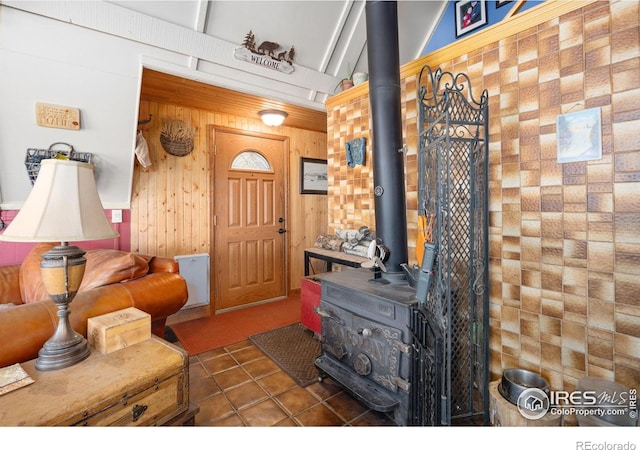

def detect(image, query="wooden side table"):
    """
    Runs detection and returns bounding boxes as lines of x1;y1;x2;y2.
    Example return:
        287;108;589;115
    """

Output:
0;337;191;426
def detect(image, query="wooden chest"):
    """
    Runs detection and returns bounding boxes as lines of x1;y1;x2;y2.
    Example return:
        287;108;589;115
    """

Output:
0;337;189;426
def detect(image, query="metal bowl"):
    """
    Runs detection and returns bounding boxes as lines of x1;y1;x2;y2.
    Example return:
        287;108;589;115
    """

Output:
499;368;550;405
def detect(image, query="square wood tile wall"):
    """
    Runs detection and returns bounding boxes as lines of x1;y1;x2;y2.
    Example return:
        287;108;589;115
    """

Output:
326;1;639;391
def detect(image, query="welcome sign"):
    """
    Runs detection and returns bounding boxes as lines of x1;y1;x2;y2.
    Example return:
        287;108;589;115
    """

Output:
234;31;295;74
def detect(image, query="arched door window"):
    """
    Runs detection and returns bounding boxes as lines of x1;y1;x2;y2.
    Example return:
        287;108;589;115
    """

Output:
230;150;272;172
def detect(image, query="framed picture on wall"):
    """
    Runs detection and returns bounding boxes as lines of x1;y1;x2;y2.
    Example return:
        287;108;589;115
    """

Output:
557;108;602;163
496;0;512;8
455;0;487;37
300;157;328;195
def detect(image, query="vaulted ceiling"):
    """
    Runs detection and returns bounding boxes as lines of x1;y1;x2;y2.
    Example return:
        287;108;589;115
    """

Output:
6;1;447;131
115;0;447;116
119;1;447;76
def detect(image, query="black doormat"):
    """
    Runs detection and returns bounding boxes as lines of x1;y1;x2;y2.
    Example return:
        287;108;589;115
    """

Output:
249;323;321;387
164;325;179;344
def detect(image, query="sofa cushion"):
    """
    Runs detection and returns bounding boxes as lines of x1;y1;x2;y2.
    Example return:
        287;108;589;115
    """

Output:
19;243;54;304
20;243;150;304
80;250;150;290
0;264;22;305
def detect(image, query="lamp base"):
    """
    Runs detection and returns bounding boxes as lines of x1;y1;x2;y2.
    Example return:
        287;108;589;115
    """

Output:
35;243;91;371
35;333;90;371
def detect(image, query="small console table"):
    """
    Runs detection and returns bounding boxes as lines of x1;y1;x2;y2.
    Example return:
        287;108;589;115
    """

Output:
304;247;368;276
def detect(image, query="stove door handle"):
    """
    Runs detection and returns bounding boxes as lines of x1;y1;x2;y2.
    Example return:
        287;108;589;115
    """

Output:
314;307;343;325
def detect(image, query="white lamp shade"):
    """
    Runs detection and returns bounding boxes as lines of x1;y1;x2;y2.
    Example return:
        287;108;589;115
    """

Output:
259;110;288;126
0;159;119;242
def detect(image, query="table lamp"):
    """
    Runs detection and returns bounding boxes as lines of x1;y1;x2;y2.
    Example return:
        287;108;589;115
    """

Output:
0;159;119;370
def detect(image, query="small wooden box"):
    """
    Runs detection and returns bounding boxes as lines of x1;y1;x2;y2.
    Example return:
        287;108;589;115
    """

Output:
88;307;151;355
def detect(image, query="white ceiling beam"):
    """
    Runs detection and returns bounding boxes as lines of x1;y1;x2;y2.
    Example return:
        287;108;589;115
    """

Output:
193;0;208;32
348;2;368;73
318;0;352;74
310;0;353;102
188;0;210;69
413;1;448;61
324;0;367;78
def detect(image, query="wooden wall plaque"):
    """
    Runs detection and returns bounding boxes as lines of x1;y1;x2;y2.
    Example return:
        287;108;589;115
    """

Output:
35;102;80;130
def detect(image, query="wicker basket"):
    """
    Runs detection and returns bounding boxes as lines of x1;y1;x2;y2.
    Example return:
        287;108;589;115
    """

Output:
25;143;93;185
160;134;193;157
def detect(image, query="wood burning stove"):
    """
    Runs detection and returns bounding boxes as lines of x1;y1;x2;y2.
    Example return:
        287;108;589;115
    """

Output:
315;269;416;425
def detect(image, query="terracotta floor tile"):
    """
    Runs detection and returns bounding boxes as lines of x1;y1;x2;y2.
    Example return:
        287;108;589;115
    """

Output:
239;398;289;426
196;392;236;424
256;370;297;396
350;410;397;426
225;381;269;410
189;361;208;380
202;353;239;374
325;391;369;423
294;403;345;426
274;417;298;426
175;316;385;427
190;374;221;400
242;357;281;379
209;414;245;426
275;385;321;415
306;378;344;400
196;347;227;362
213;366;252;390
225;340;252;352
232;346;268;364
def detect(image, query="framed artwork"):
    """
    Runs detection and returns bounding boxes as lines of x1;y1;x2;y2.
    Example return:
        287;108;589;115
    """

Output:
455;0;487;38
557;107;602;163
345;137;366;167
300;157;328;194
496;0;512;8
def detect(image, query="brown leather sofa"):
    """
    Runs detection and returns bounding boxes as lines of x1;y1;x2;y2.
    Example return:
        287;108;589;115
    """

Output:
0;243;188;368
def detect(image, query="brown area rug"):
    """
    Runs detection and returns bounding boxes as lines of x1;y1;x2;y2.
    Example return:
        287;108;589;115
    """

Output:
249;323;321;387
170;296;301;355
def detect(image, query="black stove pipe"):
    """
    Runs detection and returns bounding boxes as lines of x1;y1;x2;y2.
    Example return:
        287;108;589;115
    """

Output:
365;1;408;283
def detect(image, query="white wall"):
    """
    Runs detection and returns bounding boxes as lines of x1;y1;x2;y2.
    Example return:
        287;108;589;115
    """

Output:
0;1;342;210
0;6;190;209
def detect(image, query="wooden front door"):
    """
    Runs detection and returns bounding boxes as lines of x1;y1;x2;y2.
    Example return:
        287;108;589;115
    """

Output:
213;130;287;311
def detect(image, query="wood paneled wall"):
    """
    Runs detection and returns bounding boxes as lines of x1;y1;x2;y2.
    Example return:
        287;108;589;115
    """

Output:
132;99;327;309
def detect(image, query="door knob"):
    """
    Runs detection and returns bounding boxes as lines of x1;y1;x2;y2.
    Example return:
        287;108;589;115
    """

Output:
278;228;286;234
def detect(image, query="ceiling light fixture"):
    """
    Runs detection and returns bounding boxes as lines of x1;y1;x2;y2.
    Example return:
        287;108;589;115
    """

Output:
259;110;288;127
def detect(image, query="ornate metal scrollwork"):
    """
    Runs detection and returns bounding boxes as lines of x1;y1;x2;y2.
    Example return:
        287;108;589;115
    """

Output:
411;65;489;425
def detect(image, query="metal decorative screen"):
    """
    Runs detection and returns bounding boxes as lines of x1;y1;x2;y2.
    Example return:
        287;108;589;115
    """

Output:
410;66;489;425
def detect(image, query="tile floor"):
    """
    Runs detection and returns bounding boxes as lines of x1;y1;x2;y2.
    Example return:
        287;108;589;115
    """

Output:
179;338;397;426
